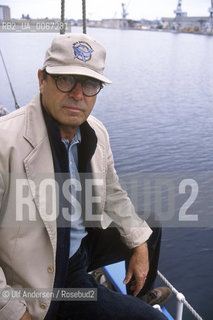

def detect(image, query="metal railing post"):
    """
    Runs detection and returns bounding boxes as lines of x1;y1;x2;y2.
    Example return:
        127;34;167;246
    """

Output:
157;270;203;320
175;293;184;320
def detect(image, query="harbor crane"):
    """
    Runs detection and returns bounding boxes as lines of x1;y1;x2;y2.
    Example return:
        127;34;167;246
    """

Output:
209;0;213;17
121;3;128;19
174;0;187;17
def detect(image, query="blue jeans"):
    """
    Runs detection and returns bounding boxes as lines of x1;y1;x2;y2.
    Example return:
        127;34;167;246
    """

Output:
55;226;167;320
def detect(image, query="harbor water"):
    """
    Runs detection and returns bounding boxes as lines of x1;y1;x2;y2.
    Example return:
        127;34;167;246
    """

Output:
0;27;213;319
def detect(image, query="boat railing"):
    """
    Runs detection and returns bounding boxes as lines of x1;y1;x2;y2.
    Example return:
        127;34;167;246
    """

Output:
102;262;203;320
157;270;203;320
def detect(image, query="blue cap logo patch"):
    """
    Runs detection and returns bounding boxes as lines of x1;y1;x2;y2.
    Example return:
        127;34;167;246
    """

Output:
73;41;94;63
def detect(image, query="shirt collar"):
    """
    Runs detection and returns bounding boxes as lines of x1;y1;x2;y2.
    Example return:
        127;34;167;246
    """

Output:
73;127;81;144
62;127;81;149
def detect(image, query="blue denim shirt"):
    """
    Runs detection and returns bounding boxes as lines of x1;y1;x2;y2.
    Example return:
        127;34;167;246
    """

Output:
62;128;88;258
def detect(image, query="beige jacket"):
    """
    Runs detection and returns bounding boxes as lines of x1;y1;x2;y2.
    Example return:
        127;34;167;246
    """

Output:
0;94;152;320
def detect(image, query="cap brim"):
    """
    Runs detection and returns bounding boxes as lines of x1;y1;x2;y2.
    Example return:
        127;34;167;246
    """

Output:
45;66;112;84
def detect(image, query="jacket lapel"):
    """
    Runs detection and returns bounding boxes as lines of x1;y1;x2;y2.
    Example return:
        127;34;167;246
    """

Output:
23;94;57;254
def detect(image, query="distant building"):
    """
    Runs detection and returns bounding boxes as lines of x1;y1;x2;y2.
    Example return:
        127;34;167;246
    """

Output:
162;0;213;33
101;18;138;29
162;16;211;33
0;5;11;20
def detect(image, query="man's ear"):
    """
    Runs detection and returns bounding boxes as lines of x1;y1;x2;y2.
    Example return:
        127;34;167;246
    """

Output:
38;69;44;93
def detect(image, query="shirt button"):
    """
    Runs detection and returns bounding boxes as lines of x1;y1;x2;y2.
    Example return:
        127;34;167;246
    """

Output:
47;266;54;274
40;302;47;309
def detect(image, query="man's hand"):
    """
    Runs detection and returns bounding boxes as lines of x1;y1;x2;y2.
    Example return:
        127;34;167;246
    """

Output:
123;242;149;296
20;311;32;320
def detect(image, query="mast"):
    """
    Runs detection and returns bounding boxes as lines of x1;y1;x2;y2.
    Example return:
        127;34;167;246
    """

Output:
82;0;87;34
0;49;19;110
60;0;65;34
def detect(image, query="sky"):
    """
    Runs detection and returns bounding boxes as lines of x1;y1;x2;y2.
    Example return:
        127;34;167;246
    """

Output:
2;0;212;21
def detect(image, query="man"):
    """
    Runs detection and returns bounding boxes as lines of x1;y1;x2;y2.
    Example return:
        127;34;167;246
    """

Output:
0;33;169;320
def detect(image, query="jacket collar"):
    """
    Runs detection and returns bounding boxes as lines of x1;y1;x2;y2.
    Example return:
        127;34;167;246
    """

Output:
23;93;48;148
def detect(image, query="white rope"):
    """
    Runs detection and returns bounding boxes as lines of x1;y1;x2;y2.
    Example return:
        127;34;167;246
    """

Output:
157;270;203;320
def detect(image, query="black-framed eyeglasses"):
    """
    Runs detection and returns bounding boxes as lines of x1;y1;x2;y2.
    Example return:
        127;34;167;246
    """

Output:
47;72;103;97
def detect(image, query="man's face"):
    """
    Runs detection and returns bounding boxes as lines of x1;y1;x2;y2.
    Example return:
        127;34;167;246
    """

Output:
38;70;97;134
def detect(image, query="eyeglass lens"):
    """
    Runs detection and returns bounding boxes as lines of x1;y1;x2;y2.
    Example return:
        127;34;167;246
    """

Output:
55;75;102;96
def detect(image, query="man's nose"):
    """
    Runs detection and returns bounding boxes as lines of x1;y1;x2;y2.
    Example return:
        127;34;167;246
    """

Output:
69;81;84;100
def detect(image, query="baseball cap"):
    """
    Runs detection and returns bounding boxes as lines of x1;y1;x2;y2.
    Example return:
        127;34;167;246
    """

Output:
42;33;111;84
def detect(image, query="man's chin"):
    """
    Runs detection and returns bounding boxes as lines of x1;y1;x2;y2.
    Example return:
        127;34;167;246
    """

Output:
60;116;85;128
